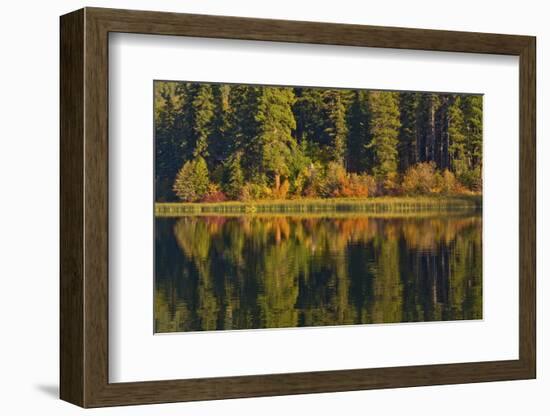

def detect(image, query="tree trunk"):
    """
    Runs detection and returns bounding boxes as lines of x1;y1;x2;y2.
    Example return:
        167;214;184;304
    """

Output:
275;173;280;190
427;96;436;162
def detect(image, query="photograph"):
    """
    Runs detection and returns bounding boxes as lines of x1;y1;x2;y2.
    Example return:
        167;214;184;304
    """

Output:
50;4;538;410
153;81;483;333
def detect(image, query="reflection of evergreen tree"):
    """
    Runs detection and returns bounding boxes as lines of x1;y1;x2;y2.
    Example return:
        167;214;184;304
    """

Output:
154;215;482;332
371;224;403;323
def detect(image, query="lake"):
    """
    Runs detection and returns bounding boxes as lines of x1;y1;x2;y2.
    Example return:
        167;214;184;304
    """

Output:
154;213;482;333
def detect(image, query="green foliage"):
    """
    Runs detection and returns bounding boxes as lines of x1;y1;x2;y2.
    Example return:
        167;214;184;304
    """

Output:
367;91;401;179
240;182;272;201
224;151;245;200
347;90;370;172
459;166;482;192
207;84;231;167
190;84;215;158
227;85;262;177
461;95;483;170
154;81;185;201
322;90;348;164
256;87;297;188
293;88;325;147
173;157;210;202
398;92;420;171
448;97;468;177
155;81;484;202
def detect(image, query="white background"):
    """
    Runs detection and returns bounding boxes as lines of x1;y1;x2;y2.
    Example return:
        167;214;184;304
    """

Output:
110;34;519;382
0;0;546;414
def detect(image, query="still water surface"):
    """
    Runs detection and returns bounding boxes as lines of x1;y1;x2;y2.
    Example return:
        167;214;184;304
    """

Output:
154;214;482;333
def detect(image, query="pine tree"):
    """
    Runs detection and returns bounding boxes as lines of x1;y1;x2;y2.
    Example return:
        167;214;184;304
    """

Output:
293;88;325;146
435;94;451;170
155;81;483;200
367;91;401;179
173;156;210;202
207;84;231;168
461;95;483;169
447;96;468;177
190;84;215;158
256;87;297;189
398;92;420;172
418;93;439;163
346;90;369;172
460;95;483;191
154;81;185;201
322;89;348;165
227;85;261;179
225;151;245;200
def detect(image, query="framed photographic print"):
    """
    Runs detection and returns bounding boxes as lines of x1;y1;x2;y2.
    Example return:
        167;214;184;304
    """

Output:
60;7;536;407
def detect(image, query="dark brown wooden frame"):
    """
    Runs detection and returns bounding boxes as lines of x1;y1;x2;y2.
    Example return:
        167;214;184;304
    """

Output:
60;7;536;408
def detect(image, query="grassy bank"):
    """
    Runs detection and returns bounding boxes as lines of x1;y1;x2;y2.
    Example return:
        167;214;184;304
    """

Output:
155;195;481;217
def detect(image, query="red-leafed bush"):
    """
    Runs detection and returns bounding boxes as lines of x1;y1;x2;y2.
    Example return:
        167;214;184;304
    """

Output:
201;184;227;203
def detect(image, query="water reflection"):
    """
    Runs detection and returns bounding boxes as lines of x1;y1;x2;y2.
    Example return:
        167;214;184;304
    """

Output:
154;214;482;333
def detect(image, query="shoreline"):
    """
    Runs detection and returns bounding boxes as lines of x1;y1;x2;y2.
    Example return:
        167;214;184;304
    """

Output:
155;195;482;217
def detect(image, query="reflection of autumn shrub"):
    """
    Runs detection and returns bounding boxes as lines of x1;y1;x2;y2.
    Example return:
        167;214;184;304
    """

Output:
201;184;227;203
401;162;438;195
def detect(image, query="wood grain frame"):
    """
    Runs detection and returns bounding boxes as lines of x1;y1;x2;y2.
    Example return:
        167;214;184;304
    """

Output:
60;7;536;408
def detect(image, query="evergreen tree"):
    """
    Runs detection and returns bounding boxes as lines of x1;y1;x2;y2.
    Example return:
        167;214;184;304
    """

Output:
461;95;483;169
418;93;439;163
322;90;348;165
460;95;483;191
188;84;215;158
155;81;185;201
435;94;451;170
173;156;210;202
367;91;401;179
227;85;261;179
293;88;325;146
207;84;231;168
346;90;369;172
398;92;420;172
447;97;468;177
154;81;483;200
256;87;297;189
225;151;245;200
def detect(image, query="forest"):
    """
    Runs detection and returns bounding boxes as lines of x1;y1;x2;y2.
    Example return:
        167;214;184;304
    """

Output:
154;81;483;203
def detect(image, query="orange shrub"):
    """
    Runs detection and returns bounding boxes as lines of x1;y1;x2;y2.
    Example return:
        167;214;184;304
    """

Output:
435;169;460;195
401;162;438;195
272;179;290;199
339;173;374;198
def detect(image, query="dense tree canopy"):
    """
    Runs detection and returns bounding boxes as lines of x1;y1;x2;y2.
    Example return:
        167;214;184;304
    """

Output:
155;81;483;202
